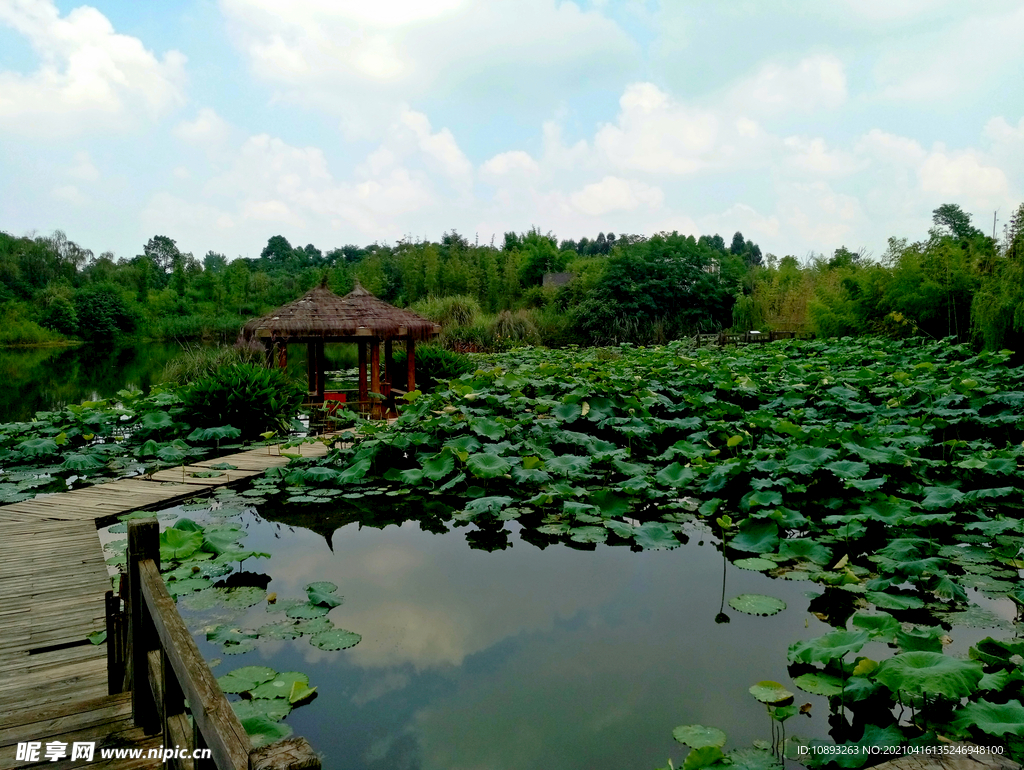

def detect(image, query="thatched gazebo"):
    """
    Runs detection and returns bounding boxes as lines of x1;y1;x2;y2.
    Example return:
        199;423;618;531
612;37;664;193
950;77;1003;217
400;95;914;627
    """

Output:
241;282;440;413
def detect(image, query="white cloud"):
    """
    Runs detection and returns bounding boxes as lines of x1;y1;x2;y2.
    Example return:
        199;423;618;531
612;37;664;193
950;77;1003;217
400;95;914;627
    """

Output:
219;0;638;128
51;183;87;205
0;0;186;134
69;151;99;181
480;151;540;182
783;136;861;177
918;150;1010;203
174;108;231;146
727;54;847;115
569;176;663;217
396;109;473;190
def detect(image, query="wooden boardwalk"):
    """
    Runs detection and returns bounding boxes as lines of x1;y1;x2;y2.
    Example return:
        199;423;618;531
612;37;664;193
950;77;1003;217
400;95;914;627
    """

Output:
0;442;333;770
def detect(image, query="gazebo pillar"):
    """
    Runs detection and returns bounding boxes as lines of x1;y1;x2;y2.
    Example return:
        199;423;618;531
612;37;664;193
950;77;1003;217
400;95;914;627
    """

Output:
307;340;325;400
306;341;316;395
384;339;393;394
277;342;287;370
358;341;368;404
406;338;416;392
370;338;381;406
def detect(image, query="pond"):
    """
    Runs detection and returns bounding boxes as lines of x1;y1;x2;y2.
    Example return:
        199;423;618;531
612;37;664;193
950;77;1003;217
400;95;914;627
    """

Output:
106;495;1014;770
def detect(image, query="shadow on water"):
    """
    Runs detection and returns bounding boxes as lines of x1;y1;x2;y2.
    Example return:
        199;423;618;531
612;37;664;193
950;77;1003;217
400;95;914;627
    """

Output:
0;341;197;421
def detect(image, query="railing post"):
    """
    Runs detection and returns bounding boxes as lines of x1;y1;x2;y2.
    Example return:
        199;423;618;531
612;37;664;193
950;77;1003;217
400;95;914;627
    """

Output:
128;518;161;734
249;737;321;770
105;590;124;695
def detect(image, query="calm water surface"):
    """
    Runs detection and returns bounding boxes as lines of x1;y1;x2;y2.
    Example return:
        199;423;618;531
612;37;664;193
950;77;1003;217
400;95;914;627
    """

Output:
177;509;854;770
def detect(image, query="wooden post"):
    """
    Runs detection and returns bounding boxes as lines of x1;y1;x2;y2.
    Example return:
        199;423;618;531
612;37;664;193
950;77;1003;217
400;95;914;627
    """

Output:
370;339;380;416
277;342;288;370
315;341;326;400
105;590;122;695
306;341;316;395
358;341;368;404
406;337;416;392
128;518;160;734
383;338;393;391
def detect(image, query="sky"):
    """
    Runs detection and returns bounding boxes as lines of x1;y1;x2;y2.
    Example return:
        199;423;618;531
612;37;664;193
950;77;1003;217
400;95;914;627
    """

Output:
0;0;1022;263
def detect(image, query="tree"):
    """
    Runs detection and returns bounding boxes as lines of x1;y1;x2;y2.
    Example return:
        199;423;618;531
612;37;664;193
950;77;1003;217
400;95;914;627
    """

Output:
260;235;294;269
143;235;182;274
730;231;746;255
932;204;982;241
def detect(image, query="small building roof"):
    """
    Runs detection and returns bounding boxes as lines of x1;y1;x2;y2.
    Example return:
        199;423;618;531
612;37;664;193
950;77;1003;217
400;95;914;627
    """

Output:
241;283;439;341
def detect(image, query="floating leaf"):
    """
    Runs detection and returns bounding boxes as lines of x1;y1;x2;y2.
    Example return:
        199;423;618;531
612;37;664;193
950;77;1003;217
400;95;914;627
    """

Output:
251;672;309;699
232;699;291;723
874;652;983;699
788;630;869;664
240;715;293;748
729;594;786;616
672;725;727;749
633;522;680;550
734;558;776;572
217;666;277;693
309;629;362;650
286;603;329;619
306;582;341;609
792;672;844;696
951;699;1024;738
748;681;793;704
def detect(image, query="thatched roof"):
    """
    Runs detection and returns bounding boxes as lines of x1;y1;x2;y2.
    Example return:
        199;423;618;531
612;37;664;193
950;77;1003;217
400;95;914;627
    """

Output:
241;283;439;341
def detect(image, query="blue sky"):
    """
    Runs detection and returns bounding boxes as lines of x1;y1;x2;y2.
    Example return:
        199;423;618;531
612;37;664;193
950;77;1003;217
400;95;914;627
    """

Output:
1;0;1021;262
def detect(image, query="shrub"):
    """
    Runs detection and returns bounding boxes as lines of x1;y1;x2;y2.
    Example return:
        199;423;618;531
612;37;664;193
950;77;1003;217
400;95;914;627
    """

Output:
39;296;79;336
491;309;539;346
392;344;473;390
180;362;304;438
411;295;481;328
74;285;138;342
161;340;268;386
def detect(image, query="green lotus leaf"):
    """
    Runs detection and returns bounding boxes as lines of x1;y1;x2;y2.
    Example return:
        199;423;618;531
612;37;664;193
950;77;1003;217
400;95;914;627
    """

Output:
672;724;727;749
874;651;982;698
166;577;211;598
464;496;514;515
734;558;776;571
466;453;511;479
251;671;308;699
787;630;869;664
851;612;900;642
232;698;291;723
683;747;725;770
294;617;334;636
219;587;266;608
309;629;362;650
920;486;964;509
570;526;607;544
792;672;844;696
553;403;582;422
61;453;106;471
239;715;293;748
825;460;870;479
952;699;1024;738
468;417;506;440
747;490;782;507
18;438;59;456
338;458;372;483
301;466;339;482
159;528;203;561
141;412;175;430
288;681;317;704
730;520;779;553
422;450;455;481
777;538;832;565
785;446;837;468
725;748;781;770
865;591;925;610
895;626;944;653
633;522;680;550
286;603;329;619
258;621;303;640
655;462;696;488
207;626;257;647
546;455;591;477
729;594;786;616
748;680;793;704
306;582;342;608
217;666;277;693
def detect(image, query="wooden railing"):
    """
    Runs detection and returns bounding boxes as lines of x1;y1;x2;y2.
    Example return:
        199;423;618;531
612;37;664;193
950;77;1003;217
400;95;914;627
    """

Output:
693;330;812;347
111;519;321;770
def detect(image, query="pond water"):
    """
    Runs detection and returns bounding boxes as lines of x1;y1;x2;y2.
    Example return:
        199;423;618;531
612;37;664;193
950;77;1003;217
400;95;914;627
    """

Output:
120;500;1013;770
0;342;187;421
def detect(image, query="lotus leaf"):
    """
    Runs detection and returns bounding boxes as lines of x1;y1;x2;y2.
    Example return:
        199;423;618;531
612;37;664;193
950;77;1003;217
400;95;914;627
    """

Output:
239;715;293;748
747;490;782;507
468;417;506;440
787;630;869;664
61;453;106;471
672;725;727;749
874;651;982;698
309;629;362;650
748;680;793;704
553;403;582;422
792;672;844;696
286;603;329;619
18;438;59;456
166;577;211;598
159;528;203;561
251;671;308;699
232;698;291;722
920;486;964;509
725;748;781;770
257;622;303;640
464;496;514;515
728;594;786;616
422;451;455;481
951;699;1024;738
141;412;175;430
730;520;779;553
682;747;725;770
306;582;341;608
570;526;607;544
851;612;900;642
207;626;257;647
895;626;944;653
466;453;511;479
546;455;591;477
633;522;680;550
655;463;696;487
825;460;870;479
733;558;776;571
217;666;277;693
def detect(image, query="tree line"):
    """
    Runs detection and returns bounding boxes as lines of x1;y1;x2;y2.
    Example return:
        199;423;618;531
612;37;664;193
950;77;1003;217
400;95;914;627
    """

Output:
0;201;1021;352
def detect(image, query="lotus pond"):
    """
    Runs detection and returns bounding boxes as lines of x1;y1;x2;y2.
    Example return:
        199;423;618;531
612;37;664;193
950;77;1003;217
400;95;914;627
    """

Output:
55;337;1024;766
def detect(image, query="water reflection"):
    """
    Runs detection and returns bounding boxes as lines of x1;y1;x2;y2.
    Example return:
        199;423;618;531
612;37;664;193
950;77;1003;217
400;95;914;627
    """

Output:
208;514;839;770
0;342;189;421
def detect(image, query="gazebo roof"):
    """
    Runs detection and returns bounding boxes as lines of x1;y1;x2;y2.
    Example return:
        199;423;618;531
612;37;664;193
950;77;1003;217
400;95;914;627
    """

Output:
242;283;439;341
